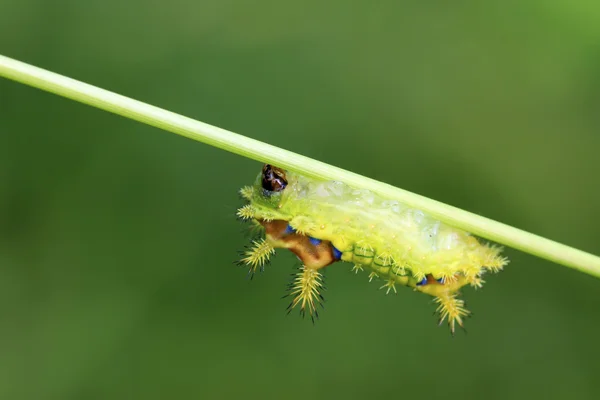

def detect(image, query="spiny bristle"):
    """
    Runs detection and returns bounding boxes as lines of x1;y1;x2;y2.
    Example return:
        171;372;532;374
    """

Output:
351;264;364;274
482;245;509;273
462;264;484;280
354;241;375;254
412;270;426;283
434;293;470;334
439;272;459;284
289;216;317;236
376;252;395;267
238;238;275;276
368;271;379;282
285;266;325;321
379;279;397;294
391;265;406;276
239;186;254;201
467;275;485;289
487;255;509;273
236;205;256;220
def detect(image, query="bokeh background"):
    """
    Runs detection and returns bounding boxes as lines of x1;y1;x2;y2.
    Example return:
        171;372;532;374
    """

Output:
1;1;599;399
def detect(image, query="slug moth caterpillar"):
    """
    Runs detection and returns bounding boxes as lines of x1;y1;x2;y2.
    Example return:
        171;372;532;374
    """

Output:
237;164;508;333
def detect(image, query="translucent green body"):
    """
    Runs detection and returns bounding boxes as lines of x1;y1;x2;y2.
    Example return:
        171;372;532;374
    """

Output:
238;166;507;331
246;169;505;288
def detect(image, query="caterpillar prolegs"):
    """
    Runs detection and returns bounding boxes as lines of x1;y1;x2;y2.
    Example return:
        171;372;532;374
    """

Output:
237;165;508;333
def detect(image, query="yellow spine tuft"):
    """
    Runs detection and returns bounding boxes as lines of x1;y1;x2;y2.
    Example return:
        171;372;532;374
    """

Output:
290;216;317;236
482;244;509;273
236;205;256;220
239;238;275;276
434;293;470;334
286;266;325;321
239;186;254;201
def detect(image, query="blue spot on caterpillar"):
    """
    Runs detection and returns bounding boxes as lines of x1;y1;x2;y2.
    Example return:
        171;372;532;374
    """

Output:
332;245;342;261
309;237;322;246
237;164;509;333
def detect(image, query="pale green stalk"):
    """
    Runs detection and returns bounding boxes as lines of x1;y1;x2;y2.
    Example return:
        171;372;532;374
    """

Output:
1;54;599;278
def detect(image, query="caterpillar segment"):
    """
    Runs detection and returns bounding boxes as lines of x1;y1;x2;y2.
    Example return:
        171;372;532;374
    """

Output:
237;165;508;333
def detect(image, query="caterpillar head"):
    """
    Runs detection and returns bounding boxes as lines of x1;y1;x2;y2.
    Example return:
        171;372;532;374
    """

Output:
244;164;294;217
261;164;287;194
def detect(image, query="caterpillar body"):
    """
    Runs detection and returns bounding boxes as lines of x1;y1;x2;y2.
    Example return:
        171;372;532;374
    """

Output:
237;165;508;333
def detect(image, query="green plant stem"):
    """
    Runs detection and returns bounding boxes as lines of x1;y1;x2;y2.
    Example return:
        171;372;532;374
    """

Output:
1;54;599;278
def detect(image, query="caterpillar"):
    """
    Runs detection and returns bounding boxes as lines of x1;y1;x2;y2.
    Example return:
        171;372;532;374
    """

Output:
236;164;508;333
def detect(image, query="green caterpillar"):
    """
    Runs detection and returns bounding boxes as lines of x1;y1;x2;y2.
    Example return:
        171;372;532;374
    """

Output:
237;164;508;333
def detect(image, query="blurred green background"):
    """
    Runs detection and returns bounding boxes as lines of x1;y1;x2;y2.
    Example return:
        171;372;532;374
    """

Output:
1;1;599;399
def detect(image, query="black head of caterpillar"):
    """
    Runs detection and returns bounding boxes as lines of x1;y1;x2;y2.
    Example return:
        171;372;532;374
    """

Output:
236;164;509;334
261;164;287;194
